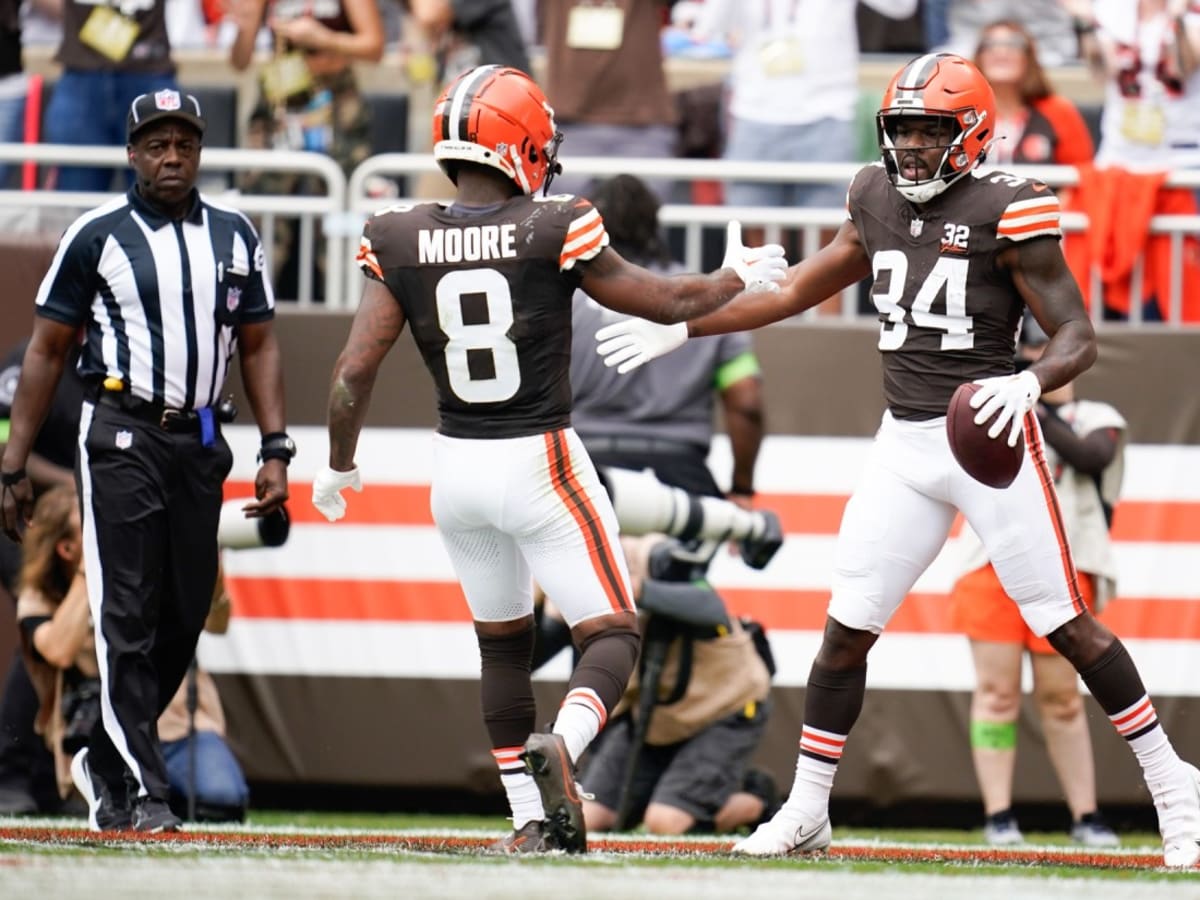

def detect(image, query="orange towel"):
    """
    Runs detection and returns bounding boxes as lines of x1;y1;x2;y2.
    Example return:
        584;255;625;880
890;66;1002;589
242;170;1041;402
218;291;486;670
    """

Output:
1063;164;1200;321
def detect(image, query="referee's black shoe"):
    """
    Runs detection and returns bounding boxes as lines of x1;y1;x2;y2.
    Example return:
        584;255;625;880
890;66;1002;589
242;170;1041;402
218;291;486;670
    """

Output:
70;748;132;831
132;796;182;833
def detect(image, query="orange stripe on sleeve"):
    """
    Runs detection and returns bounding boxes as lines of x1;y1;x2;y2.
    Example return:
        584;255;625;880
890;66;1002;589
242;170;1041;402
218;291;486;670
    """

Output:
356;239;384;280
998;219;1061;237
1000;201;1059;220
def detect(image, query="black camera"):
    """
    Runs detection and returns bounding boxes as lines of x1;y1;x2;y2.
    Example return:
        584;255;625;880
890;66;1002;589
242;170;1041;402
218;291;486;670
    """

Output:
61;678;102;754
600;466;784;574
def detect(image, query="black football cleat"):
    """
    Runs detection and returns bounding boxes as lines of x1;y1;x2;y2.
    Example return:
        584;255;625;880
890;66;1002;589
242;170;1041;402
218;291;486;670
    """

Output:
520;733;587;854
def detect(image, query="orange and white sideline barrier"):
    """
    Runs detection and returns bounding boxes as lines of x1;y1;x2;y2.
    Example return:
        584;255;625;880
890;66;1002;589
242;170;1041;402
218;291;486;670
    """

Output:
202;427;1200;696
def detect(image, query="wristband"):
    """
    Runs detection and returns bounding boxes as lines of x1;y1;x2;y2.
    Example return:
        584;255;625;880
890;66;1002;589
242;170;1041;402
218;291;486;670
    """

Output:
1072;17;1096;35
0;468;26;486
257;432;296;465
729;484;755;498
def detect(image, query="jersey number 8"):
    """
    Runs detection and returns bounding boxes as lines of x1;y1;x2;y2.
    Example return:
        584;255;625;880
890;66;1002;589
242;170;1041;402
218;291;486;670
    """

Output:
436;268;520;403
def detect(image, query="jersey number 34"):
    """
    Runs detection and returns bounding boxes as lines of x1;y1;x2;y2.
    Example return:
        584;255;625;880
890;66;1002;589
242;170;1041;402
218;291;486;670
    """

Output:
871;250;975;351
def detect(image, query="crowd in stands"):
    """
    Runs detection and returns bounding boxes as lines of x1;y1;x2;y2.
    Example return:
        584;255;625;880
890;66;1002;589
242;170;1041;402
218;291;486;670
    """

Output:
0;1;1194;317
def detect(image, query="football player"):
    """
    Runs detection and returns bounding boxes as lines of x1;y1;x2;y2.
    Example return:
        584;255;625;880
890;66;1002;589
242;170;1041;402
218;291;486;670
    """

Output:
594;53;1200;867
310;65;787;854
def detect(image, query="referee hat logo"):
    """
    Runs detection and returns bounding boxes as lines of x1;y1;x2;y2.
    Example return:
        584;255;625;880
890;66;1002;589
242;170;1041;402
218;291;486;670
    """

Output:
127;89;207;142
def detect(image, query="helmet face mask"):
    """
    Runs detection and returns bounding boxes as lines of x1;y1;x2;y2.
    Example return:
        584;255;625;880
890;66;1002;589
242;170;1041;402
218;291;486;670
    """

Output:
877;54;996;204
432;65;564;196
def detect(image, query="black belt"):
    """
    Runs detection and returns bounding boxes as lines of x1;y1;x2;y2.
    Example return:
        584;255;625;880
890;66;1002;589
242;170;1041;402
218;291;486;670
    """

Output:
582;435;704;457
95;391;203;434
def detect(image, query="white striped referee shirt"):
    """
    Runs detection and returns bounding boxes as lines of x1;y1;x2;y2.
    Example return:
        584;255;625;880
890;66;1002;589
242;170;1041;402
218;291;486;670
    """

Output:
35;187;274;411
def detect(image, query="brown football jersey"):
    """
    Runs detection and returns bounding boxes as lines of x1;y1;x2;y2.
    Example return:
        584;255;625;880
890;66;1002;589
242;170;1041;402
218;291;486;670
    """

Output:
848;164;1063;420
357;193;608;438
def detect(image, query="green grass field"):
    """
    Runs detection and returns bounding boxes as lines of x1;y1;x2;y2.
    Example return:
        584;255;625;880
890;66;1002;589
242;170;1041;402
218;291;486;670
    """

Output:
1;812;1197;899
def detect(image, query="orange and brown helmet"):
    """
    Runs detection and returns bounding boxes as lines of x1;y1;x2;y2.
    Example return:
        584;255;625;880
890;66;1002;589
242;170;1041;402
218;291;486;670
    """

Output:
432;65;564;196
876;53;996;204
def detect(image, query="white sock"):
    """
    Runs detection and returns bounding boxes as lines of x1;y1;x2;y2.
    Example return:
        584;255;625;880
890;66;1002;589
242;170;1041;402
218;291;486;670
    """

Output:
493;747;544;828
777;726;843;824
552;687;607;764
1111;697;1181;789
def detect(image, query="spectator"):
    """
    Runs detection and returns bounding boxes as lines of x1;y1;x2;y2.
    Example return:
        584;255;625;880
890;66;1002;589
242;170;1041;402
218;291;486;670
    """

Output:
925;0;953;49
15;485;249;822
0;0;26;188
43;0;180;191
943;0;1078;66
570;173;764;502
974;19;1095;167
0;335;85;816
578;532;774;836
949;315;1124;848
398;0;532;199
230;0;385;300
400;0;529;85
539;0;678;200
594;52;1200;868
1067;0;1200;173
1060;0;1200;321
311;65;786;855
693;0;919;213
0;90;292;834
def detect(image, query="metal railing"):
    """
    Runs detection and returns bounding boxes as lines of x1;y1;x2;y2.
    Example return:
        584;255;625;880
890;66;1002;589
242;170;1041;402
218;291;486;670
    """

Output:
3;143;1198;324
344;154;1200;325
0;143;347;308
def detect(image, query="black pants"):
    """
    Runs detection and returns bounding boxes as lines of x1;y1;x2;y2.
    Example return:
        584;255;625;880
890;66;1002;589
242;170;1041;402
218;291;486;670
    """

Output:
79;401;232;802
582;443;722;499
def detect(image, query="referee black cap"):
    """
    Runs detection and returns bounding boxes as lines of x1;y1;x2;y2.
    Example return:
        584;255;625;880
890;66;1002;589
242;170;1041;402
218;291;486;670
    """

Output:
127;90;206;142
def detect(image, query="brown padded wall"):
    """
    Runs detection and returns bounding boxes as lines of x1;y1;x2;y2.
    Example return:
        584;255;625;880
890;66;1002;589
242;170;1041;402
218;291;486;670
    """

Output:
213;674;1198;806
244;314;1200;444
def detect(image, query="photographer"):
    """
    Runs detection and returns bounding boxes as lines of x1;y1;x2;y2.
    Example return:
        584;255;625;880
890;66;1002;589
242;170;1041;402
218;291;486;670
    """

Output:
535;467;783;835
16;484;248;823
577;532;775;835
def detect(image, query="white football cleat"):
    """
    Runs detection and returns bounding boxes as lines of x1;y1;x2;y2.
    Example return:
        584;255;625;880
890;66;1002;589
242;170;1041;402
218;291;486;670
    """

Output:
732;813;832;856
1158;762;1200;868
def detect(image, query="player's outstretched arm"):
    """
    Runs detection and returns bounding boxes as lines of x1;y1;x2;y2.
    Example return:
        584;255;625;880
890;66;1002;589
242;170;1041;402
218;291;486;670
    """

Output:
315;278;406;522
580;221;787;325
688;219;870;338
595;220;870;373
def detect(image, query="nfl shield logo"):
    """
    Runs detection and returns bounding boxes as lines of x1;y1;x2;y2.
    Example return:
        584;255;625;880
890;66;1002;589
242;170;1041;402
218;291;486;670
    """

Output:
227;286;241;312
154;89;182;111
910;218;924;237
115;430;133;450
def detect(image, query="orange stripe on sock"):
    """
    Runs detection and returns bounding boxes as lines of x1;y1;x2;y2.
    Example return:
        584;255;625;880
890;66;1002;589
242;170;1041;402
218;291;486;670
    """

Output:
563;688;608;730
1026;416;1086;615
1111;697;1155;731
492;747;525;766
543;431;631;614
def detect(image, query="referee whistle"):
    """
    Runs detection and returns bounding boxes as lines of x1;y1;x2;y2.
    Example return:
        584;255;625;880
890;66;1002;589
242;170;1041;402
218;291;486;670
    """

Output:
102;376;124;392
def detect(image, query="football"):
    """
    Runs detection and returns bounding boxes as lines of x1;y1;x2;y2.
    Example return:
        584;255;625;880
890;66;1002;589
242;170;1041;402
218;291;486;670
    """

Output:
946;382;1024;489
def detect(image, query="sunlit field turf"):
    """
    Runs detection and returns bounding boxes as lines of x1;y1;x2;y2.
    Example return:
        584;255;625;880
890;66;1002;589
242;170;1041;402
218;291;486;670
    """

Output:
1;812;1196;899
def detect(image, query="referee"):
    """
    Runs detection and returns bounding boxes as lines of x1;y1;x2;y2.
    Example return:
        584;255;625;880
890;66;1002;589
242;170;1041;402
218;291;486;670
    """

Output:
0;90;294;833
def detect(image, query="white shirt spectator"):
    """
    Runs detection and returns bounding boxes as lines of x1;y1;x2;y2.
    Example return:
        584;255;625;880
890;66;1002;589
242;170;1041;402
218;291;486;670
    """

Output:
694;0;918;126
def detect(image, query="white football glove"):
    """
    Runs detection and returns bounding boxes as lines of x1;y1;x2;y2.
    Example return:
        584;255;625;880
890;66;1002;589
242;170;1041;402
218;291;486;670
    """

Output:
969;370;1041;448
722;220;787;293
595;319;688;374
312;465;362;522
